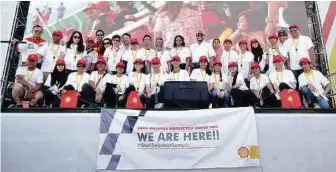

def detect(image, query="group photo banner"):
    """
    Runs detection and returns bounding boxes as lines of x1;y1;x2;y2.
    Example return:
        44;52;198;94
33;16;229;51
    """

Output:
97;107;260;170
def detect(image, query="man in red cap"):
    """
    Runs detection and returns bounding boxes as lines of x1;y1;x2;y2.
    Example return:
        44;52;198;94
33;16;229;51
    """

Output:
62;59;91;107
298;58;330;108
166;56;190;81
189;30;216;71
12;54;44;107
85;36;99;72
37;30;65;81
122;38;141;74
12;25;47;68
282;24;315;89
264;33;286;74
222;39;239;74
269;55;296;99
250;62;279;107
138;35;156;74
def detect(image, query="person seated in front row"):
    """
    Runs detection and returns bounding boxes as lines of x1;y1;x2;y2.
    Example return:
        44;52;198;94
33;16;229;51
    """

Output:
249;62;280;108
210;60;230;108
298;58;330;108
43;59;69;107
227;61;259;107
269;55;296;99
61;59;90;107
83;57;114;107
127;58;147;106
109;62;130;107
145;57;166;108
165;56;190;81
12;54;44;107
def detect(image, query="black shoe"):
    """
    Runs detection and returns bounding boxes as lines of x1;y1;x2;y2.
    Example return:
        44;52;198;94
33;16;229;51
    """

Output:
308;103;315;108
15;104;23;108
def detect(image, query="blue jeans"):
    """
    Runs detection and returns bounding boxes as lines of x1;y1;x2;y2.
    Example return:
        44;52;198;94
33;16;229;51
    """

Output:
211;90;230;107
301;86;330;109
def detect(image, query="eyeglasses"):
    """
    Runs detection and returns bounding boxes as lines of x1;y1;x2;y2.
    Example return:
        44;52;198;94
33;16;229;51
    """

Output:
77;65;86;68
112;39;120;42
152;63;160;65
33;30;42;34
196;34;204;37
96;34;104;37
176;39;182;42
289;29;298;32
104;42;111;45
73;36;80;39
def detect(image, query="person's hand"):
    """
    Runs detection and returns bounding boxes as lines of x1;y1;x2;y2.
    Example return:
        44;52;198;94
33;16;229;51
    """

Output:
118;95;124;101
95;93;102;103
308;83;316;92
95;88;101;94
76;92;81;97
11;39;20;46
270;89;275;94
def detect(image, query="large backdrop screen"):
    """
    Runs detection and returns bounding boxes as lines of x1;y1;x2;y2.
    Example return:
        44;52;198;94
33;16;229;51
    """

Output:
24;1;310;49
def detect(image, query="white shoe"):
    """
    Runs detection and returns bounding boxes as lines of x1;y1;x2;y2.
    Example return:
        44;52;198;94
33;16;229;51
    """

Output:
154;103;164;109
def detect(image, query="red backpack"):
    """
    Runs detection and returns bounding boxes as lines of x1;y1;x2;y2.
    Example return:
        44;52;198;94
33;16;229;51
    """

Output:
280;89;302;108
126;91;144;109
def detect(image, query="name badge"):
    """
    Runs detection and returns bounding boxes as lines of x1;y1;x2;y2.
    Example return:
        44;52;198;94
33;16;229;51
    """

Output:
27;44;34;49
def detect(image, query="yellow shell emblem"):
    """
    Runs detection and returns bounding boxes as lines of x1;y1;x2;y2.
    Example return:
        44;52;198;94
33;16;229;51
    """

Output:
287;96;293;102
238;146;249;158
133;97;138;103
65;96;71;103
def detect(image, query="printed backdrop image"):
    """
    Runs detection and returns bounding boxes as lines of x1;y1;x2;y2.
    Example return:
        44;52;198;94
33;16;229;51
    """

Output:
25;1;310;49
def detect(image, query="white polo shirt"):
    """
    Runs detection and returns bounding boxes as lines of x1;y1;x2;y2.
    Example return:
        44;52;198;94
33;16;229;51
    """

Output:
228;72;248;91
109;74;129;94
138;48;156;62
155;49;171;73
282;35;314;70
165;70;190;81
37;43;65;72
190;69;214;85
122;49;141;74
169;47;191;64
15;67;44;86
145;72;166;95
250;74;270;92
298;70;329;99
62;45;87;71
269;69;296;90
17;38;47;64
103;47;124;72
237;51;254;78
128;72;146;95
222;49;239;74
85;49;98;71
211;73;228;91
263;46;286;75
189;41;216;63
89;71;112;93
64;72;90;92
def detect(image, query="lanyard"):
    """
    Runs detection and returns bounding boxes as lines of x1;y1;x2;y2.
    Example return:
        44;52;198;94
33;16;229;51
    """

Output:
76;73;83;91
150;73;161;88
255;75;262;90
134;72;142;90
52;44;60;59
214;74;221;89
96;72;106;86
174;47;182;56
173;71;180;81
131;50;137;62
292;39;299;51
304;71;314;84
275;71;283;85
200;70;207;81
144;49;152;61
25;69;35;81
71;44;78;59
226;50;231;62
240;53;245;67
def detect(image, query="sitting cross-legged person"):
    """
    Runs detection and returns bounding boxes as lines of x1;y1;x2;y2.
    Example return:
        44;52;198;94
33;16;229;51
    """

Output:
210;60;231;108
12;54;44;107
43;59;69;107
126;58;147;106
109;62;130;107
61;59;90;107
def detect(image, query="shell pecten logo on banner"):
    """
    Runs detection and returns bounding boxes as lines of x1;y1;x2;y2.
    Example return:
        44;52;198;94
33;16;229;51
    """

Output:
238;145;260;159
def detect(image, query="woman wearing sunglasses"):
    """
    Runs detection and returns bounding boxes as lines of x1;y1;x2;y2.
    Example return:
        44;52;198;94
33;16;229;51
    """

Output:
43;59;69;107
63;31;87;72
100;38;112;55
61;59;90;107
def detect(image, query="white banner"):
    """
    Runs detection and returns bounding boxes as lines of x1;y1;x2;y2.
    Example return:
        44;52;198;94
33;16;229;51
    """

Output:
97;107;260;170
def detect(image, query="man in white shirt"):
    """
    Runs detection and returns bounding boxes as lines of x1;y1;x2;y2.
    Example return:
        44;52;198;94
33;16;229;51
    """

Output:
84;36;98;73
108;62;130;107
222;39;238;74
37;30;65;80
12;25;47;68
138;35;156;74
277;29;288;47
282;24;315;89
12;54;44;107
154;37;170;74
264;34;286;75
122;38;141;74
189;30;216;71
103;35;124;74
83;57;113;107
298;58;330;108
165;56;190;81
120;33;131;52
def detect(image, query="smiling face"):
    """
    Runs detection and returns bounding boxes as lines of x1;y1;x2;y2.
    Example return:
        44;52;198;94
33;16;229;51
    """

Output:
213;39;220;49
200;61;208;69
96;62;106;71
237;15;248;31
56;64;65;72
252;42;259;48
134;62;143;71
72;33;81;44
214;64;222;72
229;66;237;73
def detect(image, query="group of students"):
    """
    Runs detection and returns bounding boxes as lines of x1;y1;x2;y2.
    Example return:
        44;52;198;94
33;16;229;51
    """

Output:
10;24;331;109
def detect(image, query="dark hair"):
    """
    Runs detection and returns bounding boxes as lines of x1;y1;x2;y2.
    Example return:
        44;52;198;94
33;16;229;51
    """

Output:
143;34;152;41
122;33;131;39
96;30;104;36
66;31;85;53
155;37;163;41
32;25;43;30
238;10;266;32
173;35;185;47
231;71;239;87
212;38;220;44
112;34;121;40
251;41;263;63
101;38;112;54
50;65;68;88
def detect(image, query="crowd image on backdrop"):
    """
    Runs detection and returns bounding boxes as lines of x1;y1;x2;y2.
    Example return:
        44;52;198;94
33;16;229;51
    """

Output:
10;21;331;109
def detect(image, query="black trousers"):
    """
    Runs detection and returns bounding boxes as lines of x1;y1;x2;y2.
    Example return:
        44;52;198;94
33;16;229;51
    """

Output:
231;88;259;107
80;84;117;108
145;86;165;109
43;86;61;107
260;86;280;107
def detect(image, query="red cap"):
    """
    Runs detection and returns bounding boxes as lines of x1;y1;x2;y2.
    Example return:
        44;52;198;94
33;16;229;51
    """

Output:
77;59;87;66
213;60;222;66
151;57;161;65
134;58;143;64
27;54;38;62
238;40;247;46
223;39;232;44
268;34;278;40
250;62;260;69
116;62;125;69
299;58;311;65
98;1;110;10
250;39;258;44
83;3;99;12
56;59;65;65
289;24;300;30
96;56;106;65
171;56;181;62
228;61;238;67
52;30;63;37
199;56;208;62
130;38;139;45
86;36;95;42
273;55;283;63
